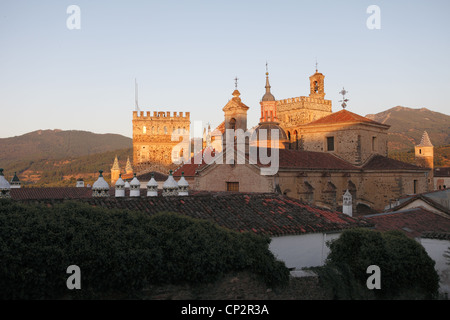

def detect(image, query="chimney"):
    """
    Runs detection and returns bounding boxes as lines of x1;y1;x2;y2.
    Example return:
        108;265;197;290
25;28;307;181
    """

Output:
92;170;110;197
163;170;178;197
146;173;158;197
114;174;125;197
343;189;352;216
129;173;140;197
0;168;11;198
10;172;21;189
177;172;189;196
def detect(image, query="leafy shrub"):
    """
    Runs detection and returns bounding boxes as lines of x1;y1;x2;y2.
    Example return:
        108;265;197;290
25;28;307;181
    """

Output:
0;200;288;299
318;228;440;299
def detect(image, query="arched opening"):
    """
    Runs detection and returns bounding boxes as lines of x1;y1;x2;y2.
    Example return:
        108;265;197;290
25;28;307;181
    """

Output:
229;118;236;130
294;130;299;150
287;131;291;149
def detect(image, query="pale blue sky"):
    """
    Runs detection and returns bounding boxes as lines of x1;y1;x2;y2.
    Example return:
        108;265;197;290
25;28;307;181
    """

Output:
0;0;449;139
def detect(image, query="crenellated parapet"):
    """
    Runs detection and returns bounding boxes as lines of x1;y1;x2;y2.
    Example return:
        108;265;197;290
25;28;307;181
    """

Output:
133;111;190;120
277;96;332;110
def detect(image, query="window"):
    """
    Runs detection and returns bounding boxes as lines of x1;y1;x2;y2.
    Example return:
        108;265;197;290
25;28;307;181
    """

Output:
413;180;418;194
143;126;147;134
372;136;377;151
226;182;239;192
327;137;335;152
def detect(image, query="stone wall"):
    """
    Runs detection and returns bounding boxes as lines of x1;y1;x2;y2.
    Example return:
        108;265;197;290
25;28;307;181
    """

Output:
132;111;190;166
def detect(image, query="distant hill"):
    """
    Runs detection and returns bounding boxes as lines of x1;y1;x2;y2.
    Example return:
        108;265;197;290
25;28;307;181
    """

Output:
0;129;132;167
365;106;450;150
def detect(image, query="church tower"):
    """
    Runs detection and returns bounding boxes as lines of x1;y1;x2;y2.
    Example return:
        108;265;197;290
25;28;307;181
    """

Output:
309;66;326;99
415;131;434;190
252;67;288;149
260;68;278;123
415;131;434;169
222;79;249;133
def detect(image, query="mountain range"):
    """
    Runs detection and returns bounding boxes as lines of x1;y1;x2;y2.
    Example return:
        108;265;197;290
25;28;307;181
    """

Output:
365;106;450;150
0;129;132;167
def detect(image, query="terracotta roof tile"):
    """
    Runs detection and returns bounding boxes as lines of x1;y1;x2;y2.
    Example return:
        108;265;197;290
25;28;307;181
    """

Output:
305;109;389;127
434;167;450;177
11;190;372;237
363;155;428;171
366;207;450;238
277;149;359;170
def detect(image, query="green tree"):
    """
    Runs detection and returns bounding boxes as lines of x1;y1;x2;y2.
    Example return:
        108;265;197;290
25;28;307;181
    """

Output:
318;228;440;300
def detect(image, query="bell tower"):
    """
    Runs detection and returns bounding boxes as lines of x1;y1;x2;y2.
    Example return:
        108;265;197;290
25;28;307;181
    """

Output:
415;131;434;191
309;64;325;99
222;77;249;132
415;131;434;169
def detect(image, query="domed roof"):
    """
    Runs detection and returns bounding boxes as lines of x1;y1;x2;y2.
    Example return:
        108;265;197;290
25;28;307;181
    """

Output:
92;170;109;190
177;172;189;187
253;122;288;141
163;170;178;189
129;173;140;186
261;72;275;101
0;169;11;190
147;173;158;187
115;174;125;187
262;92;275;102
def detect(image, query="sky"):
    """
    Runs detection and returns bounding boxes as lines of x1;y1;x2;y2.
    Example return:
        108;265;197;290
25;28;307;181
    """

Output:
0;0;449;139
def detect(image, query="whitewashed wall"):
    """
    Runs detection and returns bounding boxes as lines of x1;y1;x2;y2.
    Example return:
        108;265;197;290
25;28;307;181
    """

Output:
419;238;450;295
269;232;341;270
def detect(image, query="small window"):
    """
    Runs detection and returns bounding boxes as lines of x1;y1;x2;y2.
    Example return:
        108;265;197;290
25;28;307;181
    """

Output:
226;182;239;192
413;180;418;194
143;126;147;134
372;136;377;151
327;137;335;152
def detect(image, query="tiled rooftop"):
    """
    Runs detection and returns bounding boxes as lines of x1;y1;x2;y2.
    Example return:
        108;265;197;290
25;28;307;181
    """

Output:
434;167;450;178
362;155;428;171
365;207;450;239
305;109;390;128
9;189;372;237
277;149;359;170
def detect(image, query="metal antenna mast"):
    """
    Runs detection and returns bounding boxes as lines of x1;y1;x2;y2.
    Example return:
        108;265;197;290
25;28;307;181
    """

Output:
135;78;140;112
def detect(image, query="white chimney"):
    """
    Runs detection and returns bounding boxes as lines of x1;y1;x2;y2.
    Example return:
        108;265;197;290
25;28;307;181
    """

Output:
129;173;140;197
177;172;189;196
0;168;11;198
115;174;125;197
146;173;158;197
92;170;110;197
343;189;352;216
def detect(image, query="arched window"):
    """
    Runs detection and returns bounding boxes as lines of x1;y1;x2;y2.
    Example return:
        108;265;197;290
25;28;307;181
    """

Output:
143;126;147;134
164;126;168;134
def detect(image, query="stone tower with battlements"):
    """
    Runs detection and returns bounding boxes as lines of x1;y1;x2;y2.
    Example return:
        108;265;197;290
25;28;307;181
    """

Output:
277;69;332;145
132;111;190;166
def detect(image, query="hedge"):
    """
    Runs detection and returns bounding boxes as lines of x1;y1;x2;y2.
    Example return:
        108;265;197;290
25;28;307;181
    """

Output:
0;200;289;299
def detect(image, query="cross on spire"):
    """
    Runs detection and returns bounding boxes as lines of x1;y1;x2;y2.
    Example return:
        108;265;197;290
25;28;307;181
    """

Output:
315;58;318;72
234;76;239;89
